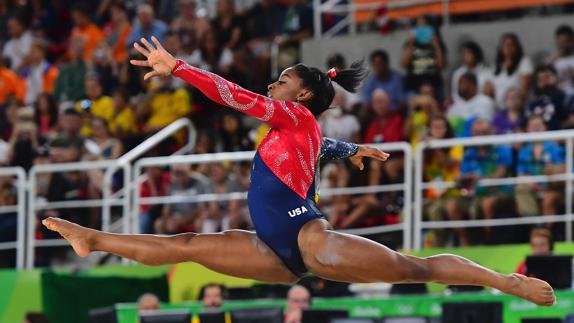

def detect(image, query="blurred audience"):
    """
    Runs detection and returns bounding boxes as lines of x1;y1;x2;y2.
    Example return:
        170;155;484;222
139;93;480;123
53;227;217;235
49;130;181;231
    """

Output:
284;285;311;323
138;293;160;312
515;227;554;275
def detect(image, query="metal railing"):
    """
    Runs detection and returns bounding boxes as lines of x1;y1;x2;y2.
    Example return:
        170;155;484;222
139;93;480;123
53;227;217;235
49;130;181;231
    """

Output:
313;0;449;39
24;118;196;268
132;142;413;250
414;129;574;250
0;167;26;269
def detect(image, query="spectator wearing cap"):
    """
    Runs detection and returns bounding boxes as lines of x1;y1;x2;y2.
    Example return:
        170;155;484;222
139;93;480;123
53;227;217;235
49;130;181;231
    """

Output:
127;4;168;47
20;38;59;105
69;3;105;62
2;14;33;72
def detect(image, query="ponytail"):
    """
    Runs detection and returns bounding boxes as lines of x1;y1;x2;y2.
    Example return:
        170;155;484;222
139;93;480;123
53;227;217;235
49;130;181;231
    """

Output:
330;60;368;93
293;60;368;116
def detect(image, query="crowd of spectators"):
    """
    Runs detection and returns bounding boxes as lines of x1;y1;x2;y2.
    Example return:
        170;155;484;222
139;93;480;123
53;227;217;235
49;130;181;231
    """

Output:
1;0;574;268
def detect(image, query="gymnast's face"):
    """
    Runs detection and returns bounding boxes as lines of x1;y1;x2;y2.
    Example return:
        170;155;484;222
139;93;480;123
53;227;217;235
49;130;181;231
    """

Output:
267;68;309;103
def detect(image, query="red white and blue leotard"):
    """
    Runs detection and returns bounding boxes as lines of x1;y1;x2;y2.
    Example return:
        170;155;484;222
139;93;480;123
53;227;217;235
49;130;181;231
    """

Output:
172;61;358;276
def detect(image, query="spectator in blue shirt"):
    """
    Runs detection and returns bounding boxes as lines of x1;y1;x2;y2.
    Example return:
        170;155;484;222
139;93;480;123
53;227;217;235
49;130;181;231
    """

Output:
515;115;565;230
362;49;405;111
126;4;168;47
448;119;515;244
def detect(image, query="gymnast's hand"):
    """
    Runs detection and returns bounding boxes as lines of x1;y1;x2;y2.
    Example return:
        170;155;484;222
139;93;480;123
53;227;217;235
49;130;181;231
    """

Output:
130;36;177;81
349;145;390;171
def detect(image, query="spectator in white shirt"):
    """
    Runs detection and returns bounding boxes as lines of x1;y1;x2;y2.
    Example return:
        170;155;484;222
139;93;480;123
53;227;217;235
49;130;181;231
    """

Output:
492;33;533;108
549;25;574;95
2;15;33;72
319;89;361;143
451;41;494;102
448;72;495;123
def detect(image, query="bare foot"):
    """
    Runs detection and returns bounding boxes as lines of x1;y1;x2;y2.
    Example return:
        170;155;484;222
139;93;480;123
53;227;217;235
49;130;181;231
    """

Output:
506;273;556;306
42;217;92;257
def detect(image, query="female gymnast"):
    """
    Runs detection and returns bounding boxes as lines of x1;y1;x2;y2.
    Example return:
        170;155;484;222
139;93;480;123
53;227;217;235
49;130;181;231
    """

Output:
43;36;555;306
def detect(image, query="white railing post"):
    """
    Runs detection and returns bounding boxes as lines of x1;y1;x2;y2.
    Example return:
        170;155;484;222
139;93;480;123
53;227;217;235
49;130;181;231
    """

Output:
413;143;425;250
314;0;322;39
26;167;37;269
0;167;26;269
566;138;573;242
15;168;26;269
102;168;113;232
349;0;357;35
402;143;413;250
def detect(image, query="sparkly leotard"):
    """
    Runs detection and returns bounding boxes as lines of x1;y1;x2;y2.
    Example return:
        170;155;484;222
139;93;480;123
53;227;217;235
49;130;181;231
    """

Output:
172;61;358;276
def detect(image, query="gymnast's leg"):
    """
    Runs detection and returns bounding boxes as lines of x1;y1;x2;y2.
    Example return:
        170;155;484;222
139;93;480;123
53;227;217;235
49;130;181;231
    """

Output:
298;219;555;306
42;217;297;283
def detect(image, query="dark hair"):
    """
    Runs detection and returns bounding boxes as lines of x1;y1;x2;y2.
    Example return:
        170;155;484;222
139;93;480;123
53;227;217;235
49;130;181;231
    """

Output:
369;49;389;65
8;14;28;29
293;60;368;116
425;114;454;157
459;72;478;87
111;2;128;13
460;41;484;65
34;93;58;129
533;64;558;94
326;53;346;69
555;24;574;38
71;2;91;16
113;87;131;103
428;114;454;139
198;283;227;300
495;33;524;76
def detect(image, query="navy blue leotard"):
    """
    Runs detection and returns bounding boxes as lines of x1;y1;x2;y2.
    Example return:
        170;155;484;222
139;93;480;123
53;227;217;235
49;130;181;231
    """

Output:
172;61;359;277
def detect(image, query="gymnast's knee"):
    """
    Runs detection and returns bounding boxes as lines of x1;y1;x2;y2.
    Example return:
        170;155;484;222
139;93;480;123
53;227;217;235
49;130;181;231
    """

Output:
398;255;434;283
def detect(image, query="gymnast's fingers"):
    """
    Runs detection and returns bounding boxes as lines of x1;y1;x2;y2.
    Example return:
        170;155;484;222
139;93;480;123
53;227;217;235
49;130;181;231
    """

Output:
141;37;156;52
144;71;160;81
133;42;150;57
130;59;150;67
151;36;164;50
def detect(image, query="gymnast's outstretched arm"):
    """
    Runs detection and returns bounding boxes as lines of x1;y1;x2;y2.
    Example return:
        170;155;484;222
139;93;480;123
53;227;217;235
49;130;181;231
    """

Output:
321;137;389;169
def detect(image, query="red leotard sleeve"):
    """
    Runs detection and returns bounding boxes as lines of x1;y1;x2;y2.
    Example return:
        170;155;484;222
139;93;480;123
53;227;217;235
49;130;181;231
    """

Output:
172;59;308;130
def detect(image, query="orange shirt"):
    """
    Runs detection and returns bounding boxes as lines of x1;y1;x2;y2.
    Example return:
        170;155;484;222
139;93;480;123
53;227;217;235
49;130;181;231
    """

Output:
70;24;105;61
113;24;132;62
43;65;59;94
0;67;25;104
